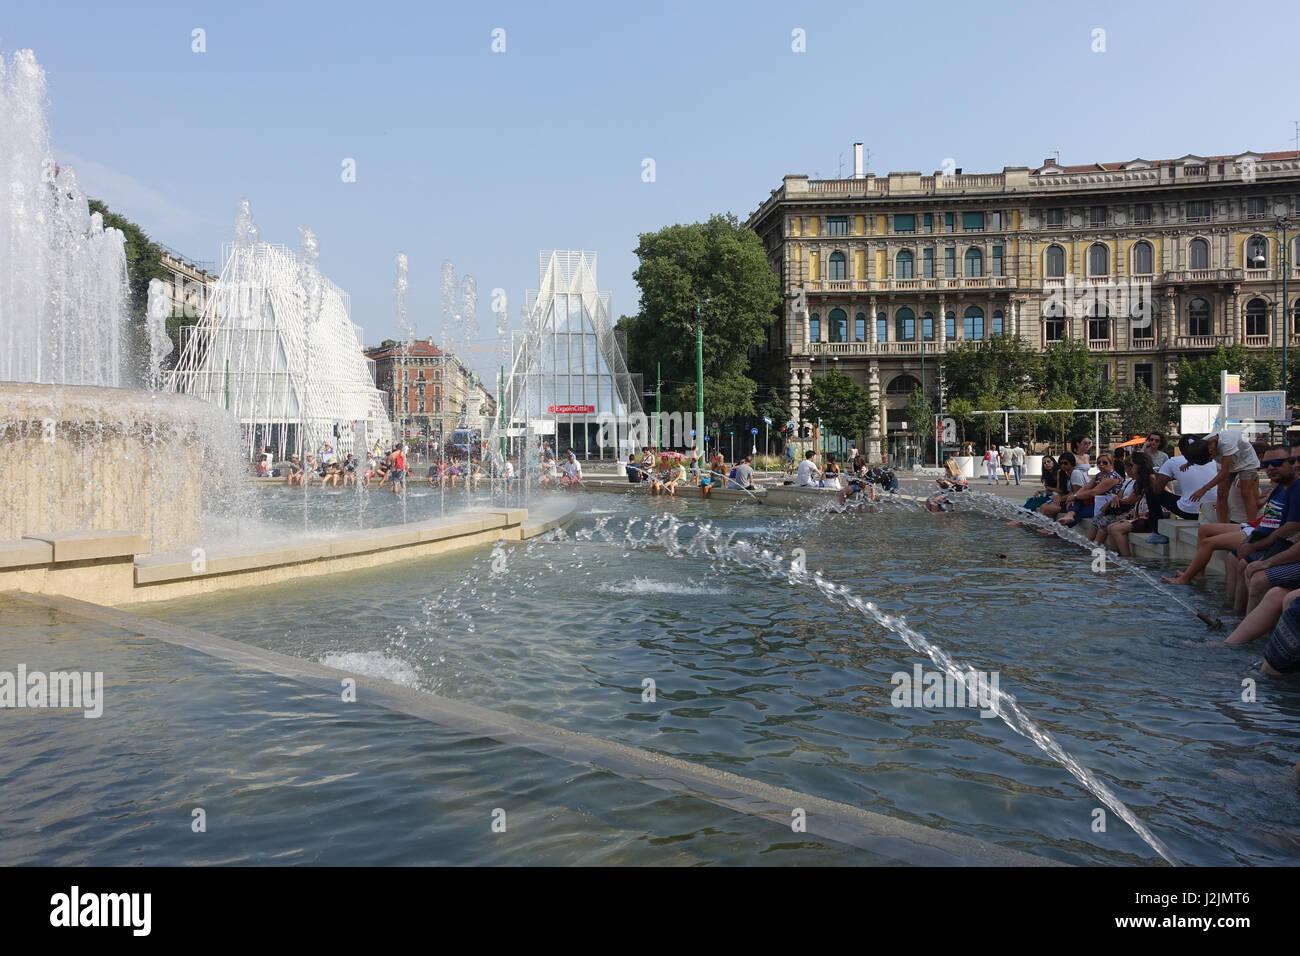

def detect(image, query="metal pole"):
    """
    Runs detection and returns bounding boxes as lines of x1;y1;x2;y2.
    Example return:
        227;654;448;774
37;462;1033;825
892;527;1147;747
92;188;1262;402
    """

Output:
696;307;705;462
656;361;661;450
1282;218;1290;406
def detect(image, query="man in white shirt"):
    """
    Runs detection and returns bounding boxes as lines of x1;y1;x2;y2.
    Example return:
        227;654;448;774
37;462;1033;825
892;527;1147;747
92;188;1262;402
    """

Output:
1188;430;1259;523
561;452;582;489
1154;439;1220;521
796;451;822;487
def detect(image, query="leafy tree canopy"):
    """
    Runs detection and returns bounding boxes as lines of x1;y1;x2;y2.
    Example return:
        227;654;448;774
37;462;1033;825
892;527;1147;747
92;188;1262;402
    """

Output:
804;368;876;440
622;213;781;420
942;334;1041;405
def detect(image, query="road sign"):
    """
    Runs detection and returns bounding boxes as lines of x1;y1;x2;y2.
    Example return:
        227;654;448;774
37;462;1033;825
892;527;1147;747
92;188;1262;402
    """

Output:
751;427;758;435
763;417;772;425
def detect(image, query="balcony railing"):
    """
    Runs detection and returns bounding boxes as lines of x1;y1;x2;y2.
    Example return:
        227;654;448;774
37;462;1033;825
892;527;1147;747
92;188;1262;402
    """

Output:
1128;336;1159;349
1244;269;1272;281
804;340;962;357
1244;334;1271;348
1174;335;1229;349
1164;268;1242;283
1087;338;1112;351
801;276;1015;294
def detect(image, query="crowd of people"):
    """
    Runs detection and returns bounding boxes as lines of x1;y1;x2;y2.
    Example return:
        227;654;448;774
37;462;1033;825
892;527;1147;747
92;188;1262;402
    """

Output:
1020;428;1298;677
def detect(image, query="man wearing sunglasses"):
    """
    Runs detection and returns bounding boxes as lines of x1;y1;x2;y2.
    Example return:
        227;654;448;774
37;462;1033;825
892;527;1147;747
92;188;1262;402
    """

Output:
1144;432;1169;468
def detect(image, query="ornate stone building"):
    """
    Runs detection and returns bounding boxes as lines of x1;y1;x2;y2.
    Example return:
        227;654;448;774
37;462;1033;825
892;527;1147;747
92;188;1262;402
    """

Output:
365;339;496;449
746;150;1300;461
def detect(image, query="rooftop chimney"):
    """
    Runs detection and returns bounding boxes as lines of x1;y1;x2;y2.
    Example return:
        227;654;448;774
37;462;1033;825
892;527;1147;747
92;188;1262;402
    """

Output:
853;143;864;179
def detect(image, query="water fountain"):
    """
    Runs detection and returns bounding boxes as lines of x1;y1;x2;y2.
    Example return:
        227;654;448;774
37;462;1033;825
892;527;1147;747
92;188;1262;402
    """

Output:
0;49;241;552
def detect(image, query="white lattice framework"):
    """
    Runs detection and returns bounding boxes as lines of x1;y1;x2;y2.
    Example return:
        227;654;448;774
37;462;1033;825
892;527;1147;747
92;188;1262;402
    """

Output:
496;251;642;458
166;240;392;458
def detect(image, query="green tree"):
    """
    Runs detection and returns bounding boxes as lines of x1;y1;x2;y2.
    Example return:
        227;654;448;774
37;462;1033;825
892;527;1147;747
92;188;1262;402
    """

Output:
1042;391;1076;451
941;334;1041;404
804;369;876;445
906;386;935;461
945;396;975;448
1041;339;1106;404
1116;383;1164;439
1174;344;1280;405
622;213;781;421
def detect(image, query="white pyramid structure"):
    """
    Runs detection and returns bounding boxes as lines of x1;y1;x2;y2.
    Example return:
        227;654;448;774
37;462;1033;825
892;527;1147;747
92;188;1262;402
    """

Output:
498;251;642;457
167;221;392;460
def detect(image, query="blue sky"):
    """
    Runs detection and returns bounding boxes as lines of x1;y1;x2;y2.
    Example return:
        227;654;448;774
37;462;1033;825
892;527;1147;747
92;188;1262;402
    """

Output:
5;0;1298;380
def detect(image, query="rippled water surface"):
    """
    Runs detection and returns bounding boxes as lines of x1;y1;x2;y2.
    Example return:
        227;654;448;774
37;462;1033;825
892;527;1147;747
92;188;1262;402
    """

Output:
133;489;1300;865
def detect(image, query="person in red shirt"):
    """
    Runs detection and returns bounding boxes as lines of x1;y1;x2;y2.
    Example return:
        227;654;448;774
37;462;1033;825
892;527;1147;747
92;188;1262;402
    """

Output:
389;445;407;494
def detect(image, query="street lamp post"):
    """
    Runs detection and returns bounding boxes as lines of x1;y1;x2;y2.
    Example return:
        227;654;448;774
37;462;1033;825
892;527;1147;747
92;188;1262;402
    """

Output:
1277;207;1292;404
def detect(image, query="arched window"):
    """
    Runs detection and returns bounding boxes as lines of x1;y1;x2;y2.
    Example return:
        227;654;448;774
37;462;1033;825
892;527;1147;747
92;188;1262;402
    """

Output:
809;313;821;342
1188;297;1211;336
877;311;888;342
945;310;956;339
829;308;847;343
1132;240;1153;275
1088;242;1109;276
1043;297;1066;342
1088;303;1110;343
896;249;914;279
855;312;866;342
1245;297;1269;337
964;305;985;340
1246;235;1269;270
923;311;935;341
964;247;983;278
828;251;847;281
895;307;916;341
885;374;922;395
1189;238;1210;270
1045;244;1066;277
992;309;1004;336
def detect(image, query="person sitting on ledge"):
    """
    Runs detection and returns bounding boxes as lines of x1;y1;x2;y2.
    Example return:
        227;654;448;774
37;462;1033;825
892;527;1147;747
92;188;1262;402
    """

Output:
665;457;687;496
796;450;823;488
626;452;642;484
561;451;583;490
287;455;304;487
1056;453;1121;527
730;456;755;491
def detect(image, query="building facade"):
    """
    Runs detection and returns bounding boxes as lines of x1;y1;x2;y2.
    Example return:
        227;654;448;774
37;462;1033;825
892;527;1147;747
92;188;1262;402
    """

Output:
746;150;1300;461
366;339;497;449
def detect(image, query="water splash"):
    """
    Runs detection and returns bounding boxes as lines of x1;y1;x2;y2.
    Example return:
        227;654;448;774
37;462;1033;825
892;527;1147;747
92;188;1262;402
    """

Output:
234;198;259;247
589;511;1180;865
144;278;174;389
0;50;129;386
298;226;323;329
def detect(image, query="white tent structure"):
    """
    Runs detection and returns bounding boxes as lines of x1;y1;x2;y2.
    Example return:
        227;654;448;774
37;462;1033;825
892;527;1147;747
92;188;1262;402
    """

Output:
167;231;392;461
499;251;643;458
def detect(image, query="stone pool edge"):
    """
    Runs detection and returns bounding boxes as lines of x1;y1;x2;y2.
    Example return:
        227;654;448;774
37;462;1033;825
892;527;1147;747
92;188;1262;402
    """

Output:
4;589;1066;868
0;500;577;605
